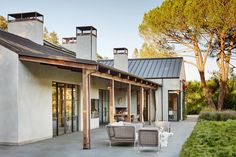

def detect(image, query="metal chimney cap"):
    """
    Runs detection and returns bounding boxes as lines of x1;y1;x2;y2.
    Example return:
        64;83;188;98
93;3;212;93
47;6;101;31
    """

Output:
8;11;44;23
76;26;97;37
113;48;128;55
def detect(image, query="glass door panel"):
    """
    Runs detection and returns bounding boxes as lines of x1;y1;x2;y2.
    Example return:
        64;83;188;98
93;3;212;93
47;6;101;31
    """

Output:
168;91;179;121
103;91;109;123
52;84;57;136
143;91;148;122
72;85;79;132
58;84;65;135
99;90;109;124
52;82;79;136
65;85;72;133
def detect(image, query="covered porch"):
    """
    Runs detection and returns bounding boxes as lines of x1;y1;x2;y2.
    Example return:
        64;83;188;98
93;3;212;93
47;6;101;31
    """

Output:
19;55;159;149
82;63;159;149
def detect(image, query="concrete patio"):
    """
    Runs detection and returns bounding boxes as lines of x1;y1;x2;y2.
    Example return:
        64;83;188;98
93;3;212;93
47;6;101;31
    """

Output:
0;119;196;157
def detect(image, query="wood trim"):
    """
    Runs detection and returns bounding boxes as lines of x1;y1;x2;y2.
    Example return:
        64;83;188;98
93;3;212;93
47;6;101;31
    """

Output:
127;84;131;122
82;69;91;149
92;72;157;89
19;55;97;70
109;80;114;124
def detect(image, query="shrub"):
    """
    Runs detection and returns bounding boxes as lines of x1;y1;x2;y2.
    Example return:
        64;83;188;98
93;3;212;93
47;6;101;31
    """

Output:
199;110;236;121
180;121;236;157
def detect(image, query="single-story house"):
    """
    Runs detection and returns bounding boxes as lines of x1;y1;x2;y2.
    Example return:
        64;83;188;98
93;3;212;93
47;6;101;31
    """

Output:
0;12;186;148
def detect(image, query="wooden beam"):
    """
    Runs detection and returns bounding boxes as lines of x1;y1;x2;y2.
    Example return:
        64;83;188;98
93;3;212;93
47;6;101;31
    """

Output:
148;89;152;123
82;69;91;149
127;83;131;122
139;86;144;122
92;72;157;89
109;79;114;124
19;55;97;70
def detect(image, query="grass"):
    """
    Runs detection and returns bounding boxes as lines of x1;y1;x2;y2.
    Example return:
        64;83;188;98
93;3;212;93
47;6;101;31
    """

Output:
180;120;236;157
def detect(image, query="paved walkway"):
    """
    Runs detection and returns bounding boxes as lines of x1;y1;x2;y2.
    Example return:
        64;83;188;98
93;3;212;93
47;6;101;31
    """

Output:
0;119;196;157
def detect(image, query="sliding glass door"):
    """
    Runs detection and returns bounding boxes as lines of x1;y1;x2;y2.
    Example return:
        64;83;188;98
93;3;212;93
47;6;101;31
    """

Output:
52;82;79;136
99;90;109;124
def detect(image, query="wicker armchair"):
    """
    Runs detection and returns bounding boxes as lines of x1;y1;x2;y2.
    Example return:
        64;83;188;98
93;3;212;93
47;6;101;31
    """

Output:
137;128;160;153
106;125;136;147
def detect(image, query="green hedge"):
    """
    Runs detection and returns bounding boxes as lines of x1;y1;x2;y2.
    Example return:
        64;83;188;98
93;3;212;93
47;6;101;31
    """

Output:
199;110;236;121
180;121;236;157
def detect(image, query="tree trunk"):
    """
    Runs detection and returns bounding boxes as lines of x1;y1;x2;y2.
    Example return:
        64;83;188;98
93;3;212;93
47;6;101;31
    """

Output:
216;34;230;111
218;80;226;111
199;71;216;109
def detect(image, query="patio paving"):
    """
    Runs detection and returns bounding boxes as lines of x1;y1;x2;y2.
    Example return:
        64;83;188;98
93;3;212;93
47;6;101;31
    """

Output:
0;119;196;157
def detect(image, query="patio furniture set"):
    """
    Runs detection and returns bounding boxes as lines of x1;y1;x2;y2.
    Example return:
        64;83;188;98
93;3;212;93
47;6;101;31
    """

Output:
106;121;173;153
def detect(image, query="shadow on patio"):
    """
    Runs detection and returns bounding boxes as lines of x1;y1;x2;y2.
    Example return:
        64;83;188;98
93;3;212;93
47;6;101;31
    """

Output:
0;120;196;157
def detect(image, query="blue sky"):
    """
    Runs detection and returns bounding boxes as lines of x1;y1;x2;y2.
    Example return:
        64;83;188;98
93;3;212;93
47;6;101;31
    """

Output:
1;0;235;80
0;0;161;58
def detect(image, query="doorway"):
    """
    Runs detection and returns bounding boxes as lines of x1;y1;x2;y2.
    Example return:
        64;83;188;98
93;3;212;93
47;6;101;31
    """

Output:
52;82;80;136
99;90;109;124
168;90;180;121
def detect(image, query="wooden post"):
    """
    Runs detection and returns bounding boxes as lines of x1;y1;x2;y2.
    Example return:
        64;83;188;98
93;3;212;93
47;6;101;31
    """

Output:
82;69;91;149
144;90;146;121
109;79;114;124
148;89;152;123
139;86;144;122
127;83;131;122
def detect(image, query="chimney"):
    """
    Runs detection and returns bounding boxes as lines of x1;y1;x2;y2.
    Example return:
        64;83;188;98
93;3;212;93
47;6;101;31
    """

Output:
114;48;128;72
62;37;77;52
8;12;44;45
76;26;97;61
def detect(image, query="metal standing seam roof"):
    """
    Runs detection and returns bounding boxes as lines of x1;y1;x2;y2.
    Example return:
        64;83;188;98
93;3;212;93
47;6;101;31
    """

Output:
98;57;183;79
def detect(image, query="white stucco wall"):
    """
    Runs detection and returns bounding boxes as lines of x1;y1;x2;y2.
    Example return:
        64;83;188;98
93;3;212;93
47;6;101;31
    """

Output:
151;78;181;121
62;43;76;52
151;91;156;121
0;46;19;144
114;54;128;72
8;20;43;45
17;61;83;144
76;35;96;61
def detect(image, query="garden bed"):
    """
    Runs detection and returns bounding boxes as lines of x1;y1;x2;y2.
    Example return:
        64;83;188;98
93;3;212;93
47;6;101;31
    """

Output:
180;120;236;157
